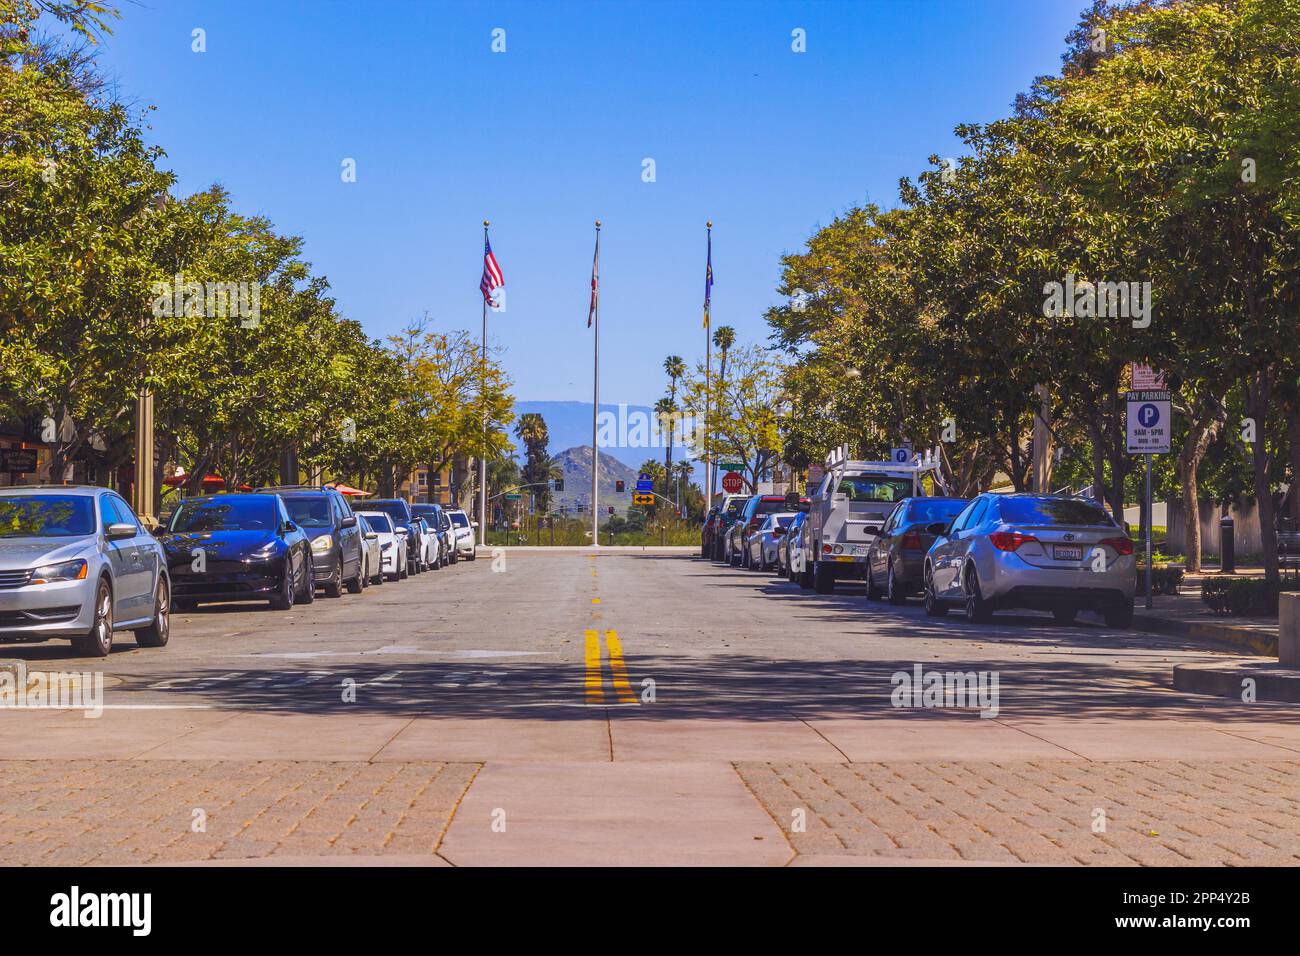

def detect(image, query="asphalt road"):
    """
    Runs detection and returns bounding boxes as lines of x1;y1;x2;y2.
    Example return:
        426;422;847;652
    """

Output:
2;548;1298;865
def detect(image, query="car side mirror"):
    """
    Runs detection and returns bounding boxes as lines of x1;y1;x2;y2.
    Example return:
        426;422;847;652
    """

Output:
471;521;479;528
926;521;948;536
364;531;378;541
106;522;137;541
282;520;298;534
341;515;358;528
773;526;787;536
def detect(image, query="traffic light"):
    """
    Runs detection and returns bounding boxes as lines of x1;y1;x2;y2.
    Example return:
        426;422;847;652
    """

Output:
553;478;563;491
615;480;625;493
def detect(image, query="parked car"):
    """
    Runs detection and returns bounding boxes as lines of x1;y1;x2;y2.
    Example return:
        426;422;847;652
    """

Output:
778;511;808;580
0;486;171;657
367;499;420;574
923;493;1136;627
356;513;384;586
412;503;454;567
729;495;807;569
445;508;476;559
711;494;749;562
747;512;796;571
412;515;438;571
866;497;969;604
257;485;364;597
355;510;407;582
162;493;314;613
805;454;931;593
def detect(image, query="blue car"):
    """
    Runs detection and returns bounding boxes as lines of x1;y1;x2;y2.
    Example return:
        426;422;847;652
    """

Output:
161;493;314;611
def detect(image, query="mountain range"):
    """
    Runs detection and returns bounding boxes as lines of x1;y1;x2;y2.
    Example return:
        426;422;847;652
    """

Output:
513;400;696;472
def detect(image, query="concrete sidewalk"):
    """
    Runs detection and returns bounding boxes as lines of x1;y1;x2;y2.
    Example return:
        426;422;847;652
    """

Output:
3;708;1300;866
1132;569;1282;655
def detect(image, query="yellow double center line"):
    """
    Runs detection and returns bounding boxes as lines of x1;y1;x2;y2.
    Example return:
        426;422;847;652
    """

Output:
584;629;636;705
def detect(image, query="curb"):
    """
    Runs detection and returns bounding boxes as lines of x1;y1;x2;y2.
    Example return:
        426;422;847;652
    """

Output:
1131;611;1277;656
1172;660;1300;703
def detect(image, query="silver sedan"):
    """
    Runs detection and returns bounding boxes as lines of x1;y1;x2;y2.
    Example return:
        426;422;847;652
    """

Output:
0;486;171;657
923;493;1136;627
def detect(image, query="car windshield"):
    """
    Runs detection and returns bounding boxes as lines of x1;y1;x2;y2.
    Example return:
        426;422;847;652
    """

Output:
998;497;1115;527
0;495;95;537
361;513;392;533
371;502;407;523
724;499;745;516
450;513;468;527
772;515;794;528
170;497;277;533
906;499;968;523
283;497;331;528
838;475;913;502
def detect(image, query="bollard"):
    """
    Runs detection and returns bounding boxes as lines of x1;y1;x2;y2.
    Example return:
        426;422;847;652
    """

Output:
1220;514;1235;575
1281;593;1300;668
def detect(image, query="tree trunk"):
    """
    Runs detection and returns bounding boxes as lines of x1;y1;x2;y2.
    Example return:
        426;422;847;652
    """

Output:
1246;370;1279;583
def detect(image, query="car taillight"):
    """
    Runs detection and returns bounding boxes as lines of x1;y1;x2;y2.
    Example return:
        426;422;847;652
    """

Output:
1100;536;1134;556
900;530;922;550
990;531;1038;551
822;544;832;553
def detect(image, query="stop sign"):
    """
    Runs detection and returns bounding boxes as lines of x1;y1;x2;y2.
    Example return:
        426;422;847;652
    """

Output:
721;472;744;494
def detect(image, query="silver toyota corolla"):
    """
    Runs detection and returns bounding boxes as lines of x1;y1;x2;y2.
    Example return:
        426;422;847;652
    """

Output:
923;493;1135;627
0;486;171;657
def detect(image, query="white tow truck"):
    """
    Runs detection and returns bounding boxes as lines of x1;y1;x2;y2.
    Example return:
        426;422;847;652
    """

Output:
801;445;943;593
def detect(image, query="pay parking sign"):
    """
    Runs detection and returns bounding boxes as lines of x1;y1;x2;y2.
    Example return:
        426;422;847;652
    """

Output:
1126;390;1171;453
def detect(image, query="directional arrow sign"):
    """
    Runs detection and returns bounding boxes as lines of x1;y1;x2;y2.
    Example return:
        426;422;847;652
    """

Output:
632;493;654;505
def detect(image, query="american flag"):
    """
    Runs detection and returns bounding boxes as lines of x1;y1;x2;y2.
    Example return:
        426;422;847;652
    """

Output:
587;230;600;328
480;236;504;306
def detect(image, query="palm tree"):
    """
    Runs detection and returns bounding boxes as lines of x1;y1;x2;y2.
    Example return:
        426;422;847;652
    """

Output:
515;413;553;514
662;355;686;474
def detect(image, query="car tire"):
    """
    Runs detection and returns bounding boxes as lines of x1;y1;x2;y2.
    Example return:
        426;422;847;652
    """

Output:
923;568;948;617
298;556;315;604
963;566;992;623
134;578;171;648
323;557;343;598
72;578;114;658
1052;607;1078;624
1104;603;1133;628
865;565;883;601
399;558;409;580
449;548;458;565
813;561;835;594
798;562;813;589
466;548;477;561
886;563;907;606
270;562;296;611
345;556;364;594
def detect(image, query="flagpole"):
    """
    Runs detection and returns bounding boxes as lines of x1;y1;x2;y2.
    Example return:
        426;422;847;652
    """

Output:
479;220;489;548
707;221;717;512
591;220;601;547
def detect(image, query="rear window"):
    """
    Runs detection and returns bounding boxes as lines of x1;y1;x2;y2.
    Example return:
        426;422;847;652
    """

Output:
450;513;468;527
283;497;332;528
905;499;967;523
752;498;788;517
371;501;409;523
839;475;912;502
724;499;745;516
997;497;1115;527
0;495;95;537
170;497;277;533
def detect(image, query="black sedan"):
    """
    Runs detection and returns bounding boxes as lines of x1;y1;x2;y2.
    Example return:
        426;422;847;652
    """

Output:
865;496;969;604
160;493;314;611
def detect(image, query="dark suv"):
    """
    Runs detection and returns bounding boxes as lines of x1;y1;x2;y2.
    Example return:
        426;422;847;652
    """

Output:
255;485;364;597
411;503;454;567
367;499;420;575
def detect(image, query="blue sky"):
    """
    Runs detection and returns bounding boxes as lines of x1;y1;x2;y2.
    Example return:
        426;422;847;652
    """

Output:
93;0;1083;405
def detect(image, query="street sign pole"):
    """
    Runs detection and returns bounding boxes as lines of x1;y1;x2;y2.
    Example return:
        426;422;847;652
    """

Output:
1145;452;1153;610
590;220;601;548
479;220;490;552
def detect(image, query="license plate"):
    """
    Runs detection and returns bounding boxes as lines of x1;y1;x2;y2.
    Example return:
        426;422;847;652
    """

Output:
1053;545;1082;560
850;545;869;556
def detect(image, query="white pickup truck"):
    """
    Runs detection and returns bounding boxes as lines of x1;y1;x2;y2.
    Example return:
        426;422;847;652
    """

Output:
803;447;939;593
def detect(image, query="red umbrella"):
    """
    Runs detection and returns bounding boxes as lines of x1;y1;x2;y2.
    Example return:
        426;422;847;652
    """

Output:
163;470;227;489
328;483;372;497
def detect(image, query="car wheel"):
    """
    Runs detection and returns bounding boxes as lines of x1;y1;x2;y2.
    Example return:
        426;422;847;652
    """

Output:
1104;603;1133;628
813;561;835;594
359;557;369;589
399;557;409;579
298;555;315;604
865;564;883;601
923;567;948;617
324;557;344;597
270;561;296;610
72;578;114;658
134;577;171;648
886;562;907;606
963;566;992;623
1052;607;1078;624
466;547;477;561
449;548;458;565
346;555;364;594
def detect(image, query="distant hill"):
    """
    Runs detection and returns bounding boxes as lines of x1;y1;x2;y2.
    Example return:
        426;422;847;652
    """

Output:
513;400;696;472
552;445;641;516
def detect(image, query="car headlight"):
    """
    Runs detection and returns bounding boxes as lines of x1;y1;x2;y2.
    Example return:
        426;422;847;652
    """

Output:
31;559;88;584
381;542;392;551
311;534;333;553
250;540;280;559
